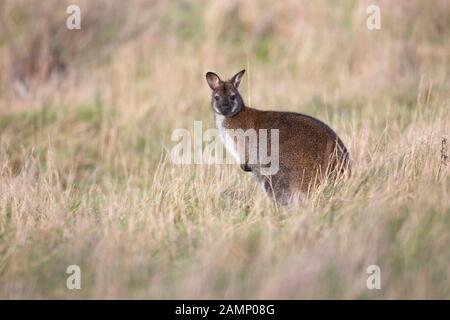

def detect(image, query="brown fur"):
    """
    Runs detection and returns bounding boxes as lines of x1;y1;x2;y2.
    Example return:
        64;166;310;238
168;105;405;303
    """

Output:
207;70;351;204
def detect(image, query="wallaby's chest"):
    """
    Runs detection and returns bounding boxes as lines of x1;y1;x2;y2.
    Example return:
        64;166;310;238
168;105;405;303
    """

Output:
215;115;241;164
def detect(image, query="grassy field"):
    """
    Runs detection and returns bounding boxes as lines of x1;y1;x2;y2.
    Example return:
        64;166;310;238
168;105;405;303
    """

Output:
0;0;449;299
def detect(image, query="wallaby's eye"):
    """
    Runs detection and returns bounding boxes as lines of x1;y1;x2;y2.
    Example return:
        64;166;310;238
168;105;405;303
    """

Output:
214;95;220;101
230;94;236;101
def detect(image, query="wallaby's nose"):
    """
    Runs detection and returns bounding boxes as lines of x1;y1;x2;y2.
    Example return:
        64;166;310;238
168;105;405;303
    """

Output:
221;104;231;114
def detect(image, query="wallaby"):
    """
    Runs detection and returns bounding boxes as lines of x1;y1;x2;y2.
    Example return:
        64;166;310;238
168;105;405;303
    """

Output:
205;69;350;204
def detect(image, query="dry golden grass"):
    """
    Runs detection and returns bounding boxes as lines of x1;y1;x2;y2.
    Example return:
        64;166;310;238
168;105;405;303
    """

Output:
0;0;449;298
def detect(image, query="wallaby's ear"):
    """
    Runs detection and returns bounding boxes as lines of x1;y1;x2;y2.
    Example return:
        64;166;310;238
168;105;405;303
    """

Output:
231;69;246;88
206;72;221;90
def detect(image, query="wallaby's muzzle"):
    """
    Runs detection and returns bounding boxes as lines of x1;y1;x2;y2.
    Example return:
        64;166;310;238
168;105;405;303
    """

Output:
220;104;231;114
215;102;241;117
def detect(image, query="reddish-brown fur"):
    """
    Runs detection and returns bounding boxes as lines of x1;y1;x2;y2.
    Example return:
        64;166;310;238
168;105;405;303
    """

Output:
206;70;350;204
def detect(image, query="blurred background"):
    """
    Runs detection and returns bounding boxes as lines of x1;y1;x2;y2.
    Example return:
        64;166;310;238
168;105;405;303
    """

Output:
0;0;449;299
1;0;449;102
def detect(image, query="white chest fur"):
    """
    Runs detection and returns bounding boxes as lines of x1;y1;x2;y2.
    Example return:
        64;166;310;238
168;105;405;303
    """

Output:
215;115;241;164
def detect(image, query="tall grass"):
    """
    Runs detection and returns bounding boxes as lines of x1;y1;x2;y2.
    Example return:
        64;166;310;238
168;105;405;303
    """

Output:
0;0;449;298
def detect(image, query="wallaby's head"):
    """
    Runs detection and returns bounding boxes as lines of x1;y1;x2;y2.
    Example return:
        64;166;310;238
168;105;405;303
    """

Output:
205;70;245;117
